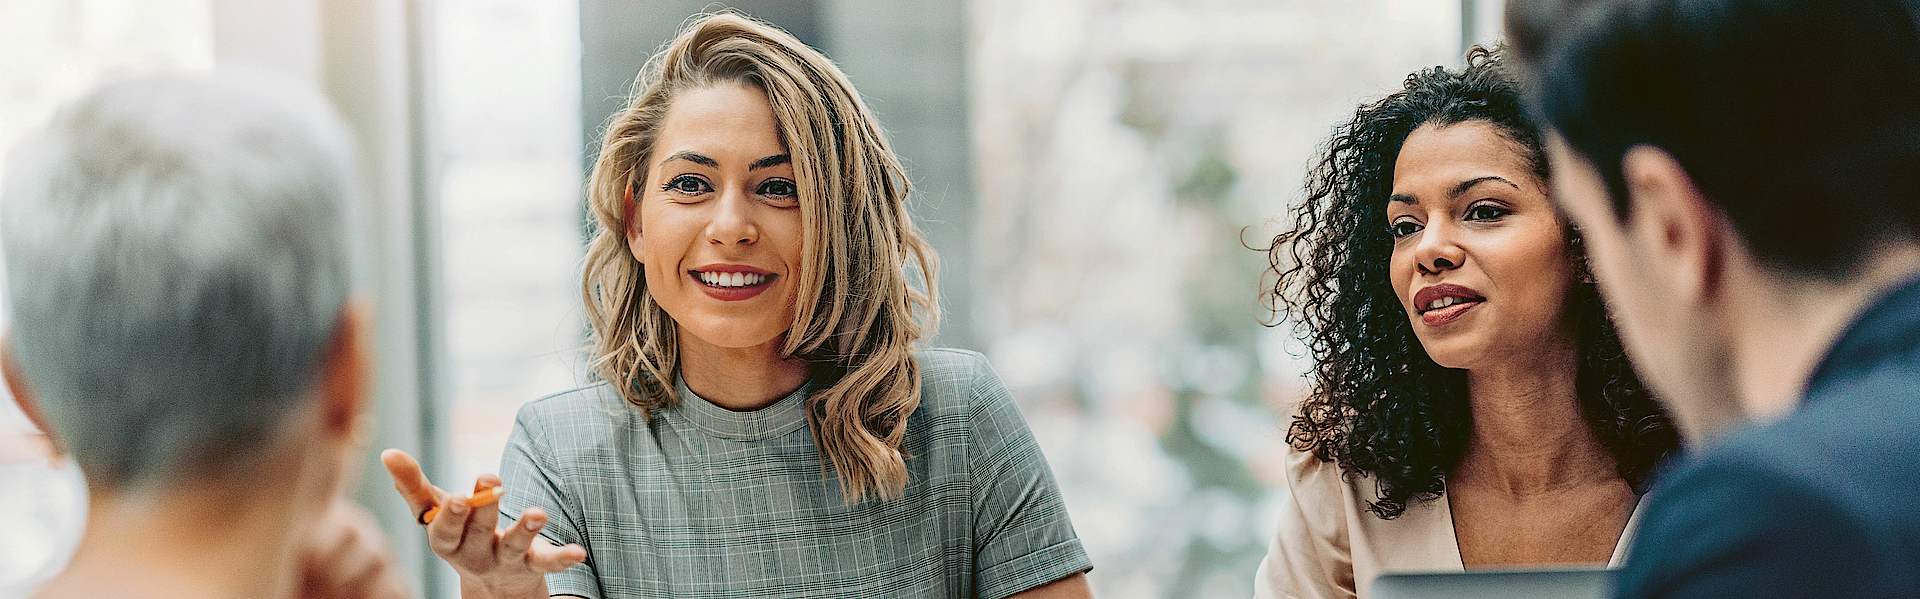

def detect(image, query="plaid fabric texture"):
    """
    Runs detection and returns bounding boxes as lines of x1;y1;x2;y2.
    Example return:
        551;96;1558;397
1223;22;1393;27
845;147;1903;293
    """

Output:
498;349;1091;599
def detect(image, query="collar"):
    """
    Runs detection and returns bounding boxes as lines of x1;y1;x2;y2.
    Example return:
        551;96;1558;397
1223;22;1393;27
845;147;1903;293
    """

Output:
1803;274;1920;402
669;377;811;441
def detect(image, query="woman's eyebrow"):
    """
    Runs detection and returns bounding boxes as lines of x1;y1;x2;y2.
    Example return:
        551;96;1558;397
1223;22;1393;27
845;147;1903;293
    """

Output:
660;151;718;168
750;154;791;170
1449;175;1519;198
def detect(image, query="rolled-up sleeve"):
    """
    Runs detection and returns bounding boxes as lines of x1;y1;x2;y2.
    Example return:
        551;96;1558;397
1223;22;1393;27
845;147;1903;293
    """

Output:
965;363;1093;599
499;402;604;599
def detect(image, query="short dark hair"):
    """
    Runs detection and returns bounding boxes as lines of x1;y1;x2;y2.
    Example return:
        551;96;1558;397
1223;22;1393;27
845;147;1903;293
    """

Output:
1515;0;1920;280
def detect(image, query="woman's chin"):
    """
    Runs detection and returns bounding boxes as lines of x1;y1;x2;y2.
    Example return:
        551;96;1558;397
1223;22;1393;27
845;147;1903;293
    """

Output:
675;320;791;353
1414;336;1489;371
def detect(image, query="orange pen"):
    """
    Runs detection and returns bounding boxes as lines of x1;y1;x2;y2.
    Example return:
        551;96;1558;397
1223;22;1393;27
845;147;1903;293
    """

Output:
418;485;501;525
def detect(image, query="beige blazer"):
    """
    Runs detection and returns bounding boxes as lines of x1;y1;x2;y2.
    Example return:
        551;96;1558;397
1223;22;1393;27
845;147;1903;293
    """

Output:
1252;445;1641;599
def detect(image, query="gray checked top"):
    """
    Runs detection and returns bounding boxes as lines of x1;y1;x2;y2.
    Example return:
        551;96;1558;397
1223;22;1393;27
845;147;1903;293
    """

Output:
497;348;1091;599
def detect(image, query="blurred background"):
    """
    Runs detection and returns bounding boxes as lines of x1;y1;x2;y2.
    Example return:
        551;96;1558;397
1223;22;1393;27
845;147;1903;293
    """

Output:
0;0;1503;597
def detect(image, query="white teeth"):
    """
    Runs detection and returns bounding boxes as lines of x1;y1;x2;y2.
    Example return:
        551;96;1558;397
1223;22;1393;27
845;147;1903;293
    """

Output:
1427;297;1470;311
697;271;768;288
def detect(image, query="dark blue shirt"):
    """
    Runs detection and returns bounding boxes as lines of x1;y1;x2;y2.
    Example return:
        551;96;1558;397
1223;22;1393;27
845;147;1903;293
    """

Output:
1615;276;1920;598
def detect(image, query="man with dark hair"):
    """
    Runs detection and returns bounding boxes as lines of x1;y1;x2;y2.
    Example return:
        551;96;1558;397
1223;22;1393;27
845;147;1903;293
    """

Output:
1507;0;1920;596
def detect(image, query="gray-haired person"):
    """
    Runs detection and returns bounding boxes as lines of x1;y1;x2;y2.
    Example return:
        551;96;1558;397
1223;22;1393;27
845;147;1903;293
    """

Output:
1;74;406;599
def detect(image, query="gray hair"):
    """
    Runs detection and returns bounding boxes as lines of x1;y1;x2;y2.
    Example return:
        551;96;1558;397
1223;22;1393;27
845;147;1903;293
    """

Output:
1;74;359;489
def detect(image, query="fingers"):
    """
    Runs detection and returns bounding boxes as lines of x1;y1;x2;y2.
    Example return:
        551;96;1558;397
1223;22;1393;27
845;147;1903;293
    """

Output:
507;507;585;574
301;500;409;599
456;486;504;561
429;478;504;571
424;488;475;558
397;468;552;587
497;506;544;564
380;449;442;517
528;541;588;574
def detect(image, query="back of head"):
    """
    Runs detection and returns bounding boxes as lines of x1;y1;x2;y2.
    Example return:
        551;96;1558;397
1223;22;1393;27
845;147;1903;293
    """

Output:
1;74;358;491
1519;0;1920;279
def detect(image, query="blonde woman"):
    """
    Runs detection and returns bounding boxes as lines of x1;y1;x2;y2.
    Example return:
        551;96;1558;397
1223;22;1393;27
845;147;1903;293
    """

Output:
380;13;1092;599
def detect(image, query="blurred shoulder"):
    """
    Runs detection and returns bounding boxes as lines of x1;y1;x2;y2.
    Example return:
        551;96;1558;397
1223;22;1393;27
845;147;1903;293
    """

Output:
1619;431;1909;598
1623;380;1920;584
1678;365;1920;511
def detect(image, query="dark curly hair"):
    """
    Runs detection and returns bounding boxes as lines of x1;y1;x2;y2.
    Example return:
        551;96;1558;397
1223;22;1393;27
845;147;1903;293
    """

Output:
1264;47;1680;519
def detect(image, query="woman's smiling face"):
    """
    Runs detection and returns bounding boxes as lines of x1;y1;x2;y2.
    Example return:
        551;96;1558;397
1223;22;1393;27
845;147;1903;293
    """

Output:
1386;120;1576;370
629;82;804;351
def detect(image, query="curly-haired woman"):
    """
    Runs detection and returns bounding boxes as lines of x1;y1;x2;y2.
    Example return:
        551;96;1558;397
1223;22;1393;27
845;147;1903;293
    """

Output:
379;13;1092;599
1253;48;1681;599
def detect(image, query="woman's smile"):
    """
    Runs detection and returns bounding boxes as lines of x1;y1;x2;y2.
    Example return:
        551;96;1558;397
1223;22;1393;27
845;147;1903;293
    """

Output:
689;264;777;301
1415;283;1486;327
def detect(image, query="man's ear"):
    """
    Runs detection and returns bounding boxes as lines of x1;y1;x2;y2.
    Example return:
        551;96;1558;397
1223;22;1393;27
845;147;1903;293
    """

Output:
1622;144;1725;305
1;333;64;456
318;296;375;439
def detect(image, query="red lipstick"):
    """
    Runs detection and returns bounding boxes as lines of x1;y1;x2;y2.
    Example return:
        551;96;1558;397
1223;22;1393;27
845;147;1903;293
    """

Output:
1413;283;1485;327
689;264;777;302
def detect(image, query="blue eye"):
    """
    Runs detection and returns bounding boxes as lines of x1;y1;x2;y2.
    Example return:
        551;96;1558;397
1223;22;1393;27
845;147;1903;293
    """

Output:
757;179;797;198
1387;220;1423;239
662;175;711;195
1465;204;1509;221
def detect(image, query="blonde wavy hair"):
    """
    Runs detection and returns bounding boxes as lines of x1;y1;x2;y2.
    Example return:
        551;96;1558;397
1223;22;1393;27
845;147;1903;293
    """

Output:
581;12;938;502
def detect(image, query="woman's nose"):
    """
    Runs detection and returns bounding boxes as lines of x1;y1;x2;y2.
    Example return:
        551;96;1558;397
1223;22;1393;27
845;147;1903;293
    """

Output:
706;188;758;246
1414;222;1465;275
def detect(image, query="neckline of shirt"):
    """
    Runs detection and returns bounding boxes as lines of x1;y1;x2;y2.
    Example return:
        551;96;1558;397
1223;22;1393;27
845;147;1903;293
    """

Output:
670;377;811;441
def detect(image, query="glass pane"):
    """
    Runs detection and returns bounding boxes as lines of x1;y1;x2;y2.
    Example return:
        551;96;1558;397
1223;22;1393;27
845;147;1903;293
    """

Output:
433;0;584;539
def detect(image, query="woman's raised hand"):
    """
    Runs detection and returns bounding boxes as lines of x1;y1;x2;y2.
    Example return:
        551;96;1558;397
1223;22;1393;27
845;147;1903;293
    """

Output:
380;449;587;599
